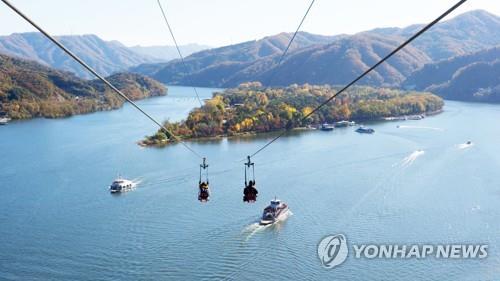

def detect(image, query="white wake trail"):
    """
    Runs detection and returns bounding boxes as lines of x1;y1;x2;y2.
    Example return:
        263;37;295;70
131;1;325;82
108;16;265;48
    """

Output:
398;150;425;167
397;125;443;131
241;210;293;241
132;178;142;187
456;142;474;150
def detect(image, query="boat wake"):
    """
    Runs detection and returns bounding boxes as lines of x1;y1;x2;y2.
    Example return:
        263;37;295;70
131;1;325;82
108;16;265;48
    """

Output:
471;205;481;213
397;125;443;131
132;178;142;187
456;142;474;150
394;150;425;167
241;210;293;241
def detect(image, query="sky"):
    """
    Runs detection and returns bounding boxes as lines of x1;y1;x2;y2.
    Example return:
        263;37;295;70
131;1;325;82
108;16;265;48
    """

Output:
0;0;499;47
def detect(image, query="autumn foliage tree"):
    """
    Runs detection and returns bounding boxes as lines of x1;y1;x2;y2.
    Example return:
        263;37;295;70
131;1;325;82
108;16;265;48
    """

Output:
143;83;443;145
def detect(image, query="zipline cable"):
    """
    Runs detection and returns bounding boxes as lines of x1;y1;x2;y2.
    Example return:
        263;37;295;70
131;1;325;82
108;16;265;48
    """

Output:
248;0;468;159
266;0;316;86
0;0;204;160
157;0;204;107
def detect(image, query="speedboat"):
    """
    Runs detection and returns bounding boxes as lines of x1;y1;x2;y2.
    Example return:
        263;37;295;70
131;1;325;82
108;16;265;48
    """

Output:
320;123;334;131
356;126;375;134
335;120;356;128
260;198;289;225
109;177;136;193
466;140;472;145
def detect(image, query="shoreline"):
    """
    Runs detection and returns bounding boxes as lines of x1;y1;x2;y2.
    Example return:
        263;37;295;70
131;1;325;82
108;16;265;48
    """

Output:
138;128;310;147
139;109;444;147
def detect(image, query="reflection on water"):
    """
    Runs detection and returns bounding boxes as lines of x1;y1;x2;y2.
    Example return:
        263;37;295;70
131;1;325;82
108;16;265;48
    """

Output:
1;87;500;280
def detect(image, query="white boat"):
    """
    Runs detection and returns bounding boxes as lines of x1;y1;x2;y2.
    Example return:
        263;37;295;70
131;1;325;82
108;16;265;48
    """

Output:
335;120;356;127
320;123;334;131
0;117;11;125
407;115;425;120
109;177;136;193
260;198;289;225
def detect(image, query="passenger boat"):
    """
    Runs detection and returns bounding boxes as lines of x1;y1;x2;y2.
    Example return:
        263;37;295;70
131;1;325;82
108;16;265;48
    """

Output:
320;123;334;131
355;126;375;134
109;177;136;193
259;198;289;225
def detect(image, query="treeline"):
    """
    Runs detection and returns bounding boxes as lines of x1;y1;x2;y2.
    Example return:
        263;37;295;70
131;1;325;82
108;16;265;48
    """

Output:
0;54;167;119
143;82;443;145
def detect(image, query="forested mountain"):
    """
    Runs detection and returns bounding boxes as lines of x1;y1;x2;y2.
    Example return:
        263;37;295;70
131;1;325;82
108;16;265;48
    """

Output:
403;47;500;102
428;60;500;102
131;10;500;89
220;34;431;87
0;33;157;79
403;46;500;90
367;10;500;61
0;54;166;119
129;32;340;85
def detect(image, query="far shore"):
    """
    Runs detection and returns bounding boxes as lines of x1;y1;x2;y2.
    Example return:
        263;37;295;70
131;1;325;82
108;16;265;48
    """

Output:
138;109;444;147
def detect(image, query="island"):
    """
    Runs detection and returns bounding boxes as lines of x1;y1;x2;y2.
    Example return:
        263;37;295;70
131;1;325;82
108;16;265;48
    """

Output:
141;82;444;146
0;54;167;119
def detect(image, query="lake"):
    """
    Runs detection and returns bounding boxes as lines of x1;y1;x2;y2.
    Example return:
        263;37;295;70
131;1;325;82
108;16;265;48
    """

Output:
1;86;500;280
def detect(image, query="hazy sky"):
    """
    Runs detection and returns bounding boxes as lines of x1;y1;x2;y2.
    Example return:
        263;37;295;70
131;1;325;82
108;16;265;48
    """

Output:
0;0;498;47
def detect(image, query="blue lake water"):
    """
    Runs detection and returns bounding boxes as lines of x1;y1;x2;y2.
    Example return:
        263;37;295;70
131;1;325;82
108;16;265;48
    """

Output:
1;86;500;280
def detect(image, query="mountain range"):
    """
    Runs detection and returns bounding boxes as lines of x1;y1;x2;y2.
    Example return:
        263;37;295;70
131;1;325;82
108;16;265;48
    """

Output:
129;44;210;62
130;10;500;89
1;9;499;104
130;32;340;84
0;33;209;79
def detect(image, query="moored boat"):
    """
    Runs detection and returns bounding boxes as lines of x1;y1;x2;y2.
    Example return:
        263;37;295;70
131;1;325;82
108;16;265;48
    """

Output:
0;117;11;125
335;120;356;127
355;126;375;134
320;123;334;131
407;115;425;120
